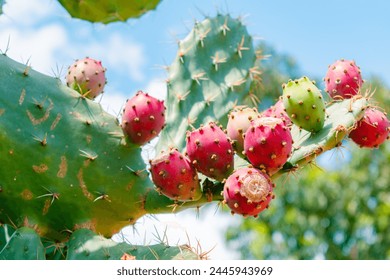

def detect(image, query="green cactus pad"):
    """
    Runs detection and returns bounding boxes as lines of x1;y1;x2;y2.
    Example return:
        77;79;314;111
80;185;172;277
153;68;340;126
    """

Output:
0;226;45;260
0;224;15;252
66;228;200;260
282;76;326;133
0;54;156;240
58;0;161;24
0;0;4;15
156;14;259;152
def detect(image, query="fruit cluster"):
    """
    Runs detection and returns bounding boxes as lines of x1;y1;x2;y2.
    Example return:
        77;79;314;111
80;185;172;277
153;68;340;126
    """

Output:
66;57;388;219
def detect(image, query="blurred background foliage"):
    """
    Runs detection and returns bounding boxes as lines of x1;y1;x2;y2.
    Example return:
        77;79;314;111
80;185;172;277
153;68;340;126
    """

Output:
225;43;390;260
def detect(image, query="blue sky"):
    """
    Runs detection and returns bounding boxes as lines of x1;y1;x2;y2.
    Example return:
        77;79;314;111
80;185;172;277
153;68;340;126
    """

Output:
1;0;389;259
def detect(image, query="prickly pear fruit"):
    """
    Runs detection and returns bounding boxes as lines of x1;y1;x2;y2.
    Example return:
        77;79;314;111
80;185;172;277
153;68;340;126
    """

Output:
261;98;292;127
149;148;202;202
226;106;260;155
66;57;107;99
121;90;165;145
349;108;389;148
243;117;293;175
186;122;234;181
282;76;326;133
223;167;274;217
324;59;363;99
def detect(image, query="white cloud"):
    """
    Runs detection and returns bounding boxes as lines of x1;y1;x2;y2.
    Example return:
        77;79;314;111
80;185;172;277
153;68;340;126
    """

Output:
1;0;59;26
144;77;167;100
80;33;147;83
99;90;127;118
0;24;68;73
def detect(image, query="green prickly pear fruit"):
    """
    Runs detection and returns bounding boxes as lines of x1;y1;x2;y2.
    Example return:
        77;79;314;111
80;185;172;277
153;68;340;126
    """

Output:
282;76;326;133
0;227;45;260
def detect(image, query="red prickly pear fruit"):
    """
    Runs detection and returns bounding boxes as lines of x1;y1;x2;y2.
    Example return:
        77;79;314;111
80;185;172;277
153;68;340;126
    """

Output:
149;148;202;202
324;59;363;99
226;106;260;156
261;99;292;127
66;57;107;99
349;108;389;148
186;122;234;181
223;167;274;217
244;117;293;175
121;90;165;146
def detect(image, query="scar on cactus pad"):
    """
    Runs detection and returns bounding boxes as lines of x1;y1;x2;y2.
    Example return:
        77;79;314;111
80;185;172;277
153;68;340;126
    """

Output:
66;57;107;99
282;76;326;133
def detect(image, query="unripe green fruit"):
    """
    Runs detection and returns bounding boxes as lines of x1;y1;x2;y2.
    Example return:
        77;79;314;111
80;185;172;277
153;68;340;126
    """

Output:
282;76;326;133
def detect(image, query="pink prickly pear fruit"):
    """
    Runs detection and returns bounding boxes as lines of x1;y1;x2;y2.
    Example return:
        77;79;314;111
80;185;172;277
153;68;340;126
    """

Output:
244;117;293;175
121;90;165;146
149;148;202;202
324;59;363;99
66;57;107;99
223;167;275;217
349;108;389;148
261;98;292;127
226;106;260;156
186;122;234;181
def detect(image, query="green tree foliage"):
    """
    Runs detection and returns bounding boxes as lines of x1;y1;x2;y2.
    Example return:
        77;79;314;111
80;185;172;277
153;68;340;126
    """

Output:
225;45;390;260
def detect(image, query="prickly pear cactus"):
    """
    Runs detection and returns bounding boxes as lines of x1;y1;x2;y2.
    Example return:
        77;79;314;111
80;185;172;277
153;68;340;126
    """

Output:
66;228;200;260
58;0;162;23
0;226;45;260
0;0;4;15
0;54;156;240
0;11;384;260
156;14;259;152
